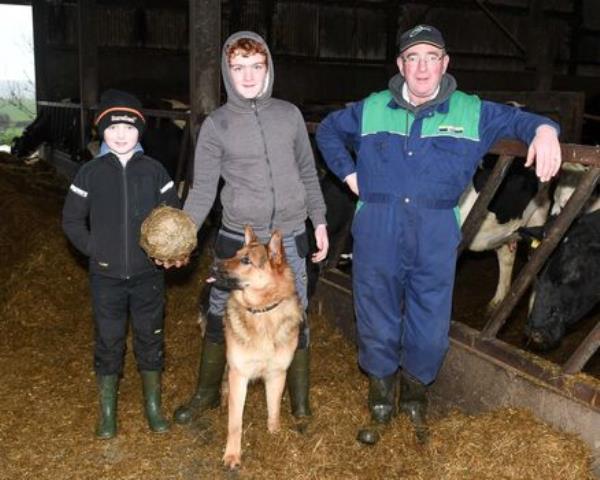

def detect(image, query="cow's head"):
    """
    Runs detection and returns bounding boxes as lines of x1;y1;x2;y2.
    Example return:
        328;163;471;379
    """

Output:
526;223;600;351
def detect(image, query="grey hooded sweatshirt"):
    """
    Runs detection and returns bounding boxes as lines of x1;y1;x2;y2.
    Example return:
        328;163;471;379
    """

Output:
183;31;327;238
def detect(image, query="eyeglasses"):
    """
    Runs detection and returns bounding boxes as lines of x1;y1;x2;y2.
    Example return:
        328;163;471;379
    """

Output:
402;53;445;65
229;63;267;74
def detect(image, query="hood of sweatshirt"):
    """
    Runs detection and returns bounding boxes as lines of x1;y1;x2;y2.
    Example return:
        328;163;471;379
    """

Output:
388;72;457;115
221;30;274;111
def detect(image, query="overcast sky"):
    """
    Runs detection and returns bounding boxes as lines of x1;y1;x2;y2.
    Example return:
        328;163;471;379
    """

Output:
0;5;34;82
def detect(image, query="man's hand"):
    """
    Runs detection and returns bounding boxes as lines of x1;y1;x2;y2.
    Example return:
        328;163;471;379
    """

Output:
525;125;562;182
344;172;359;196
154;257;190;269
311;224;329;263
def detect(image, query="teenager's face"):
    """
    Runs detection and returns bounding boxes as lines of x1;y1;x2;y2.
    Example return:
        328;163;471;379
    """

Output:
229;53;268;99
103;123;139;159
397;43;449;106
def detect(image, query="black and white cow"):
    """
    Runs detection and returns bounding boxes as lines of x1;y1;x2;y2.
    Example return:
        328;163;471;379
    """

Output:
522;164;600;350
11;104;81;160
458;156;551;310
526;208;600;350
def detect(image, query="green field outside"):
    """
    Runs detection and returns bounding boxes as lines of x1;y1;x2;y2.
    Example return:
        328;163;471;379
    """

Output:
0;98;36;122
0;98;36;145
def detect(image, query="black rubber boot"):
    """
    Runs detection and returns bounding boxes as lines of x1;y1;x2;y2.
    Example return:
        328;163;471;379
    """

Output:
398;372;429;444
141;370;170;433
287;348;312;432
356;374;396;445
173;340;226;425
95;374;119;439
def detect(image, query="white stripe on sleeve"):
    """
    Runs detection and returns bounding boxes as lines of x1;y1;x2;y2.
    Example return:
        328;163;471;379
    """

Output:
160;180;174;194
69;184;88;198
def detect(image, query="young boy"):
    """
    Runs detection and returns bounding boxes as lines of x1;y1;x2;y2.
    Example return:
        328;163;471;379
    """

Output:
172;31;328;429
62;89;180;439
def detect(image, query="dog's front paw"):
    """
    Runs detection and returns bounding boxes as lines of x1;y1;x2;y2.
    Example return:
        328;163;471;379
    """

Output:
223;451;241;470
267;418;280;433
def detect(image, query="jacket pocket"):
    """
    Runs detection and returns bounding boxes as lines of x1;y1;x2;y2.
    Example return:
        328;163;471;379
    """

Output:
294;230;309;258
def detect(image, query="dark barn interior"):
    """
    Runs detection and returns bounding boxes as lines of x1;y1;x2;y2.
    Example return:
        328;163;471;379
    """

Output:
2;0;600;478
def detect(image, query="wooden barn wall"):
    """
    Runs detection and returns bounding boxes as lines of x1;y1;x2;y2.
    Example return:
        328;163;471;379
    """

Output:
32;0;600;107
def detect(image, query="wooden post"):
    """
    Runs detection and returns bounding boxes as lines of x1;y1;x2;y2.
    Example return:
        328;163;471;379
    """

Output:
562;321;600;375
458;155;515;256
528;0;554;92
189;0;221;136
77;0;98;153
31;0;50;101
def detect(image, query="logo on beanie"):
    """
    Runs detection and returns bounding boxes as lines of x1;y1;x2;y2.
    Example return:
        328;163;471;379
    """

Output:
409;25;432;38
111;114;138;124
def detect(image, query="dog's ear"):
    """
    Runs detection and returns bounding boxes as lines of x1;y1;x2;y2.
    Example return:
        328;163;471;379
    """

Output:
244;225;257;246
268;230;284;266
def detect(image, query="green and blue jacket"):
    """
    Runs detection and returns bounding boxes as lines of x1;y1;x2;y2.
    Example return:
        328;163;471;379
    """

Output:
316;88;559;209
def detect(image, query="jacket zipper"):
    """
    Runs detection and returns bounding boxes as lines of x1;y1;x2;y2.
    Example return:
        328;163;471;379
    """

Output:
252;100;276;230
122;164;130;279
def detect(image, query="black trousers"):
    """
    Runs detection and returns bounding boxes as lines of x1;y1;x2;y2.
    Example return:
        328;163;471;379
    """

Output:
89;271;165;375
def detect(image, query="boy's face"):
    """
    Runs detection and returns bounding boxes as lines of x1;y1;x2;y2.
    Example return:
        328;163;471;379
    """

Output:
229;53;268;99
103;123;139;157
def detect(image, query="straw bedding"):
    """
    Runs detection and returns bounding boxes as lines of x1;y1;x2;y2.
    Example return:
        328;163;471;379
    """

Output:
0;158;594;480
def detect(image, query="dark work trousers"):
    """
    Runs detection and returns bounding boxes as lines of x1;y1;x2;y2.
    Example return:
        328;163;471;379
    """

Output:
352;201;461;385
205;227;310;349
89;270;166;375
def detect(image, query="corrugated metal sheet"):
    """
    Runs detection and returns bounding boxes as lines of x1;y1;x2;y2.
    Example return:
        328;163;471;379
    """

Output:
273;2;318;56
145;8;188;49
272;1;387;60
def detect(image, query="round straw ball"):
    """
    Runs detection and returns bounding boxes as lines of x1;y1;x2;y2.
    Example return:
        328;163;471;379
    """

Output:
140;205;197;262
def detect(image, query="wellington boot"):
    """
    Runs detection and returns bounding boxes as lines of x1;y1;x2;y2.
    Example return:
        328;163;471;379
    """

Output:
399;372;429;444
173;339;226;425
356;374;395;445
141;370;170;433
95;374;119;439
287;348;312;432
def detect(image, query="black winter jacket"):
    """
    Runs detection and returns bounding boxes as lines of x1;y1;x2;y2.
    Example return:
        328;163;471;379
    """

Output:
62;151;180;278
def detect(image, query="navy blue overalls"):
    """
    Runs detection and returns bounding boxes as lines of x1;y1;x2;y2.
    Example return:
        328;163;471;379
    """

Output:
317;89;557;384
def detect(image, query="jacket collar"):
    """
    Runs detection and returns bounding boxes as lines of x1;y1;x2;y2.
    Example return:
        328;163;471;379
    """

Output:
387;72;456;116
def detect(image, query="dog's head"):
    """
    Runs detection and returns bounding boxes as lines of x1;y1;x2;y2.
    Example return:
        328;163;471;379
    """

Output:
213;226;296;306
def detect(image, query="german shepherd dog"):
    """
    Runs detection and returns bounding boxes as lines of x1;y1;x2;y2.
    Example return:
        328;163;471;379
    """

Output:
213;226;303;470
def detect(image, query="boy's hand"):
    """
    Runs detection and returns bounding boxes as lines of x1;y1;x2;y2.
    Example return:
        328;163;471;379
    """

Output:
311;224;329;263
155;257;190;269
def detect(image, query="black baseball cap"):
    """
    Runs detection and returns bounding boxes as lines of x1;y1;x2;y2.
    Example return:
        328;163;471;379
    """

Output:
398;25;445;54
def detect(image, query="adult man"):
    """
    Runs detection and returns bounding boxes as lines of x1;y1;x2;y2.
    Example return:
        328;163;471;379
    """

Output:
172;31;328;428
316;25;561;445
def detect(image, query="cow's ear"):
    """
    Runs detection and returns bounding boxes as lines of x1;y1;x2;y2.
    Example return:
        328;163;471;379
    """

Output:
268;230;284;266
244;225;257;246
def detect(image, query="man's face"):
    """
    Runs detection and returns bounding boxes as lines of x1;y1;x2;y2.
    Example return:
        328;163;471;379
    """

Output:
397;43;449;106
229;53;268;99
103;123;139;158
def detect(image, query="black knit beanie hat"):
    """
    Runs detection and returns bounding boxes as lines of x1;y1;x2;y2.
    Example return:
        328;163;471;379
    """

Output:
94;89;146;138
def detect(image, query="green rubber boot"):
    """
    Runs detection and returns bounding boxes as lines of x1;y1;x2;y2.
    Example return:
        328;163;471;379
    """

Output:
287;348;312;432
173;339;226;425
141;370;170;433
95;374;119;439
356;374;396;445
399;372;429;444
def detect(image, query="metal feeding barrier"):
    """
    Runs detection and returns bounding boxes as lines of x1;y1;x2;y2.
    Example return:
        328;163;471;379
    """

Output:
460;140;600;378
32;101;194;194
